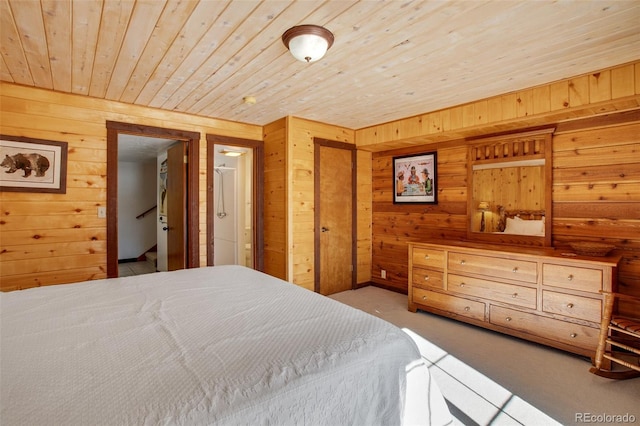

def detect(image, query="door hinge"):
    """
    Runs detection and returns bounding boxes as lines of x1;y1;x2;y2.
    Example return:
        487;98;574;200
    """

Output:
184;155;188;164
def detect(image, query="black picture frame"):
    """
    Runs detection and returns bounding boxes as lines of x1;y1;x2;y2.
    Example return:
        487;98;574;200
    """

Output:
393;151;437;204
0;135;68;194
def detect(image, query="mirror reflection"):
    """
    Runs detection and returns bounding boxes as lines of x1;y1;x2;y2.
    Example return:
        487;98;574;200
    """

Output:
471;160;545;236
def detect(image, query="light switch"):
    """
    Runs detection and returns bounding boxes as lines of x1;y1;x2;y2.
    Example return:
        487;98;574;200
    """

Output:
98;207;107;218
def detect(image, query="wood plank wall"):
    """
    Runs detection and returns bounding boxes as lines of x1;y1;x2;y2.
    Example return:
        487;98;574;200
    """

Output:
370;120;640;316
285;117;355;291
553;122;640;315
261;118;372;287
356;150;373;285
2;60;637;300
1;84;367;293
262;118;288;280
0;83;261;291
371;142;467;291
363;60;640;316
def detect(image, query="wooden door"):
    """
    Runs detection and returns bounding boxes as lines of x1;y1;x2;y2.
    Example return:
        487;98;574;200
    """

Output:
318;144;353;295
167;143;186;271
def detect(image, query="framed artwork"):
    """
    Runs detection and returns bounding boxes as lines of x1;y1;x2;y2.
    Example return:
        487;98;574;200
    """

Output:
393;151;437;204
0;135;68;194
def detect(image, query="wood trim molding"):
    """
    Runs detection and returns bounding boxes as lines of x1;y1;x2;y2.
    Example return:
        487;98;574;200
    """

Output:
106;121;200;277
554;109;640;134
356;62;640;152
206;134;264;272
106;126;119;278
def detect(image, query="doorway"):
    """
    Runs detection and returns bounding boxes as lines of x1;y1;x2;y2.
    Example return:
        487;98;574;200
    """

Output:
106;121;200;278
314;138;357;295
206;134;264;271
116;135;177;276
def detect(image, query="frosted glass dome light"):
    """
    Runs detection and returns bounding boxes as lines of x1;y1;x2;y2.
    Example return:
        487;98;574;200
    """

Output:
282;25;334;63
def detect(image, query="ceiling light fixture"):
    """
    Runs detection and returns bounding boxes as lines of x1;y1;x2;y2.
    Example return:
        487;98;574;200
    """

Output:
219;149;245;157
282;24;334;63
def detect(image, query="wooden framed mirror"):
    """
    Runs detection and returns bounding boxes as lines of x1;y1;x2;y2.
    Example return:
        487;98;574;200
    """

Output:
466;128;554;247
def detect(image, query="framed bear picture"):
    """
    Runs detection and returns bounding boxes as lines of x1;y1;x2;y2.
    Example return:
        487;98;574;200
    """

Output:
0;135;68;194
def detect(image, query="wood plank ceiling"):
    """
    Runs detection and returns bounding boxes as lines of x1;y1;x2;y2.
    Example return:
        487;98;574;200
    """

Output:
1;0;639;130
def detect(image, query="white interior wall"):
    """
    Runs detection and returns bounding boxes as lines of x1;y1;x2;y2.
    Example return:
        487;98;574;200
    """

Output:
117;160;157;260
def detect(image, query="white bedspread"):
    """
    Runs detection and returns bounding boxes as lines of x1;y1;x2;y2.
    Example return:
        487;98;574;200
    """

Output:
1;266;451;425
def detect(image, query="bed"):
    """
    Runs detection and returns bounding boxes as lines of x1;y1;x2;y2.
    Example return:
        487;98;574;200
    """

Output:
497;207;546;236
0;265;451;425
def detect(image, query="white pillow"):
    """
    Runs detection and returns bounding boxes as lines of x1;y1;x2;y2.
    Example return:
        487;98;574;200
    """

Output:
503;217;545;236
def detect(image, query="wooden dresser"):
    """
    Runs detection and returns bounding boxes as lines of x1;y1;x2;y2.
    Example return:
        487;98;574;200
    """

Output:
408;241;621;357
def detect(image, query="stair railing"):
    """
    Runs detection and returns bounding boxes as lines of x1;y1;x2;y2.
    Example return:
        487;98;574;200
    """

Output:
136;205;157;219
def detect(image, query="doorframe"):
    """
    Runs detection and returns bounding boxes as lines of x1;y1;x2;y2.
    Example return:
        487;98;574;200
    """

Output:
313;138;357;293
106;121;200;278
206;134;264;272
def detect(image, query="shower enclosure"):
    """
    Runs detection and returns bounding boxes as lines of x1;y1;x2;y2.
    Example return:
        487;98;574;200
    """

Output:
213;146;253;267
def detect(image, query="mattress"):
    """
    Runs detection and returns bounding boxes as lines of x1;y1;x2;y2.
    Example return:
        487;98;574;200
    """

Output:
1;265;451;425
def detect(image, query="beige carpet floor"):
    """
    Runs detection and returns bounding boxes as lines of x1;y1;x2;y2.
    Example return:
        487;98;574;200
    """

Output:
329;286;640;426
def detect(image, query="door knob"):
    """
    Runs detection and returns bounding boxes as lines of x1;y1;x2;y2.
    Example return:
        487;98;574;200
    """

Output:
162;226;168;231
321;226;329;232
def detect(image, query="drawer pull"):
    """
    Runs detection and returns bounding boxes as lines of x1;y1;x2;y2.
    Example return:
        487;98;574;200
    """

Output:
512;293;518;298
570;333;577;338
464;306;470;312
512;267;518;273
424;275;430;281
567;303;574;308
459;282;465;288
460;260;466;265
422;295;427;301
506;316;512;322
424;255;430;260
567;274;574;281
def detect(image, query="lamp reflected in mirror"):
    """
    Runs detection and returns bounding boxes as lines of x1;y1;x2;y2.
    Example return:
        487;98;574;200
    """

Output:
478;201;490;232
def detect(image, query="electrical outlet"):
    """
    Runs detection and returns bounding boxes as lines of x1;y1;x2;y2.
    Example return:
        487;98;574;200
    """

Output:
97;207;106;218
381;269;386;279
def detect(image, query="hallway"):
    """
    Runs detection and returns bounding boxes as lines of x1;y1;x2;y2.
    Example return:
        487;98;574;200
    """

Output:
118;260;156;277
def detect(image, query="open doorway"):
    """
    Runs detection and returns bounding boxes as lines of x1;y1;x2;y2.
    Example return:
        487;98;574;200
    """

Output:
106;121;200;278
206;134;263;271
116;134;177;276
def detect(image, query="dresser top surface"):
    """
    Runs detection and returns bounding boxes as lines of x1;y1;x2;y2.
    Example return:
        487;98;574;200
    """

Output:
409;240;622;267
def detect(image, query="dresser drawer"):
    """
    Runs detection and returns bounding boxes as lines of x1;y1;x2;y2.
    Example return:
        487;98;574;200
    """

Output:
490;305;599;351
542;264;602;293
448;274;537;309
413;288;485;321
411;247;446;270
542;290;601;323
448;252;537;284
412;268;444;290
